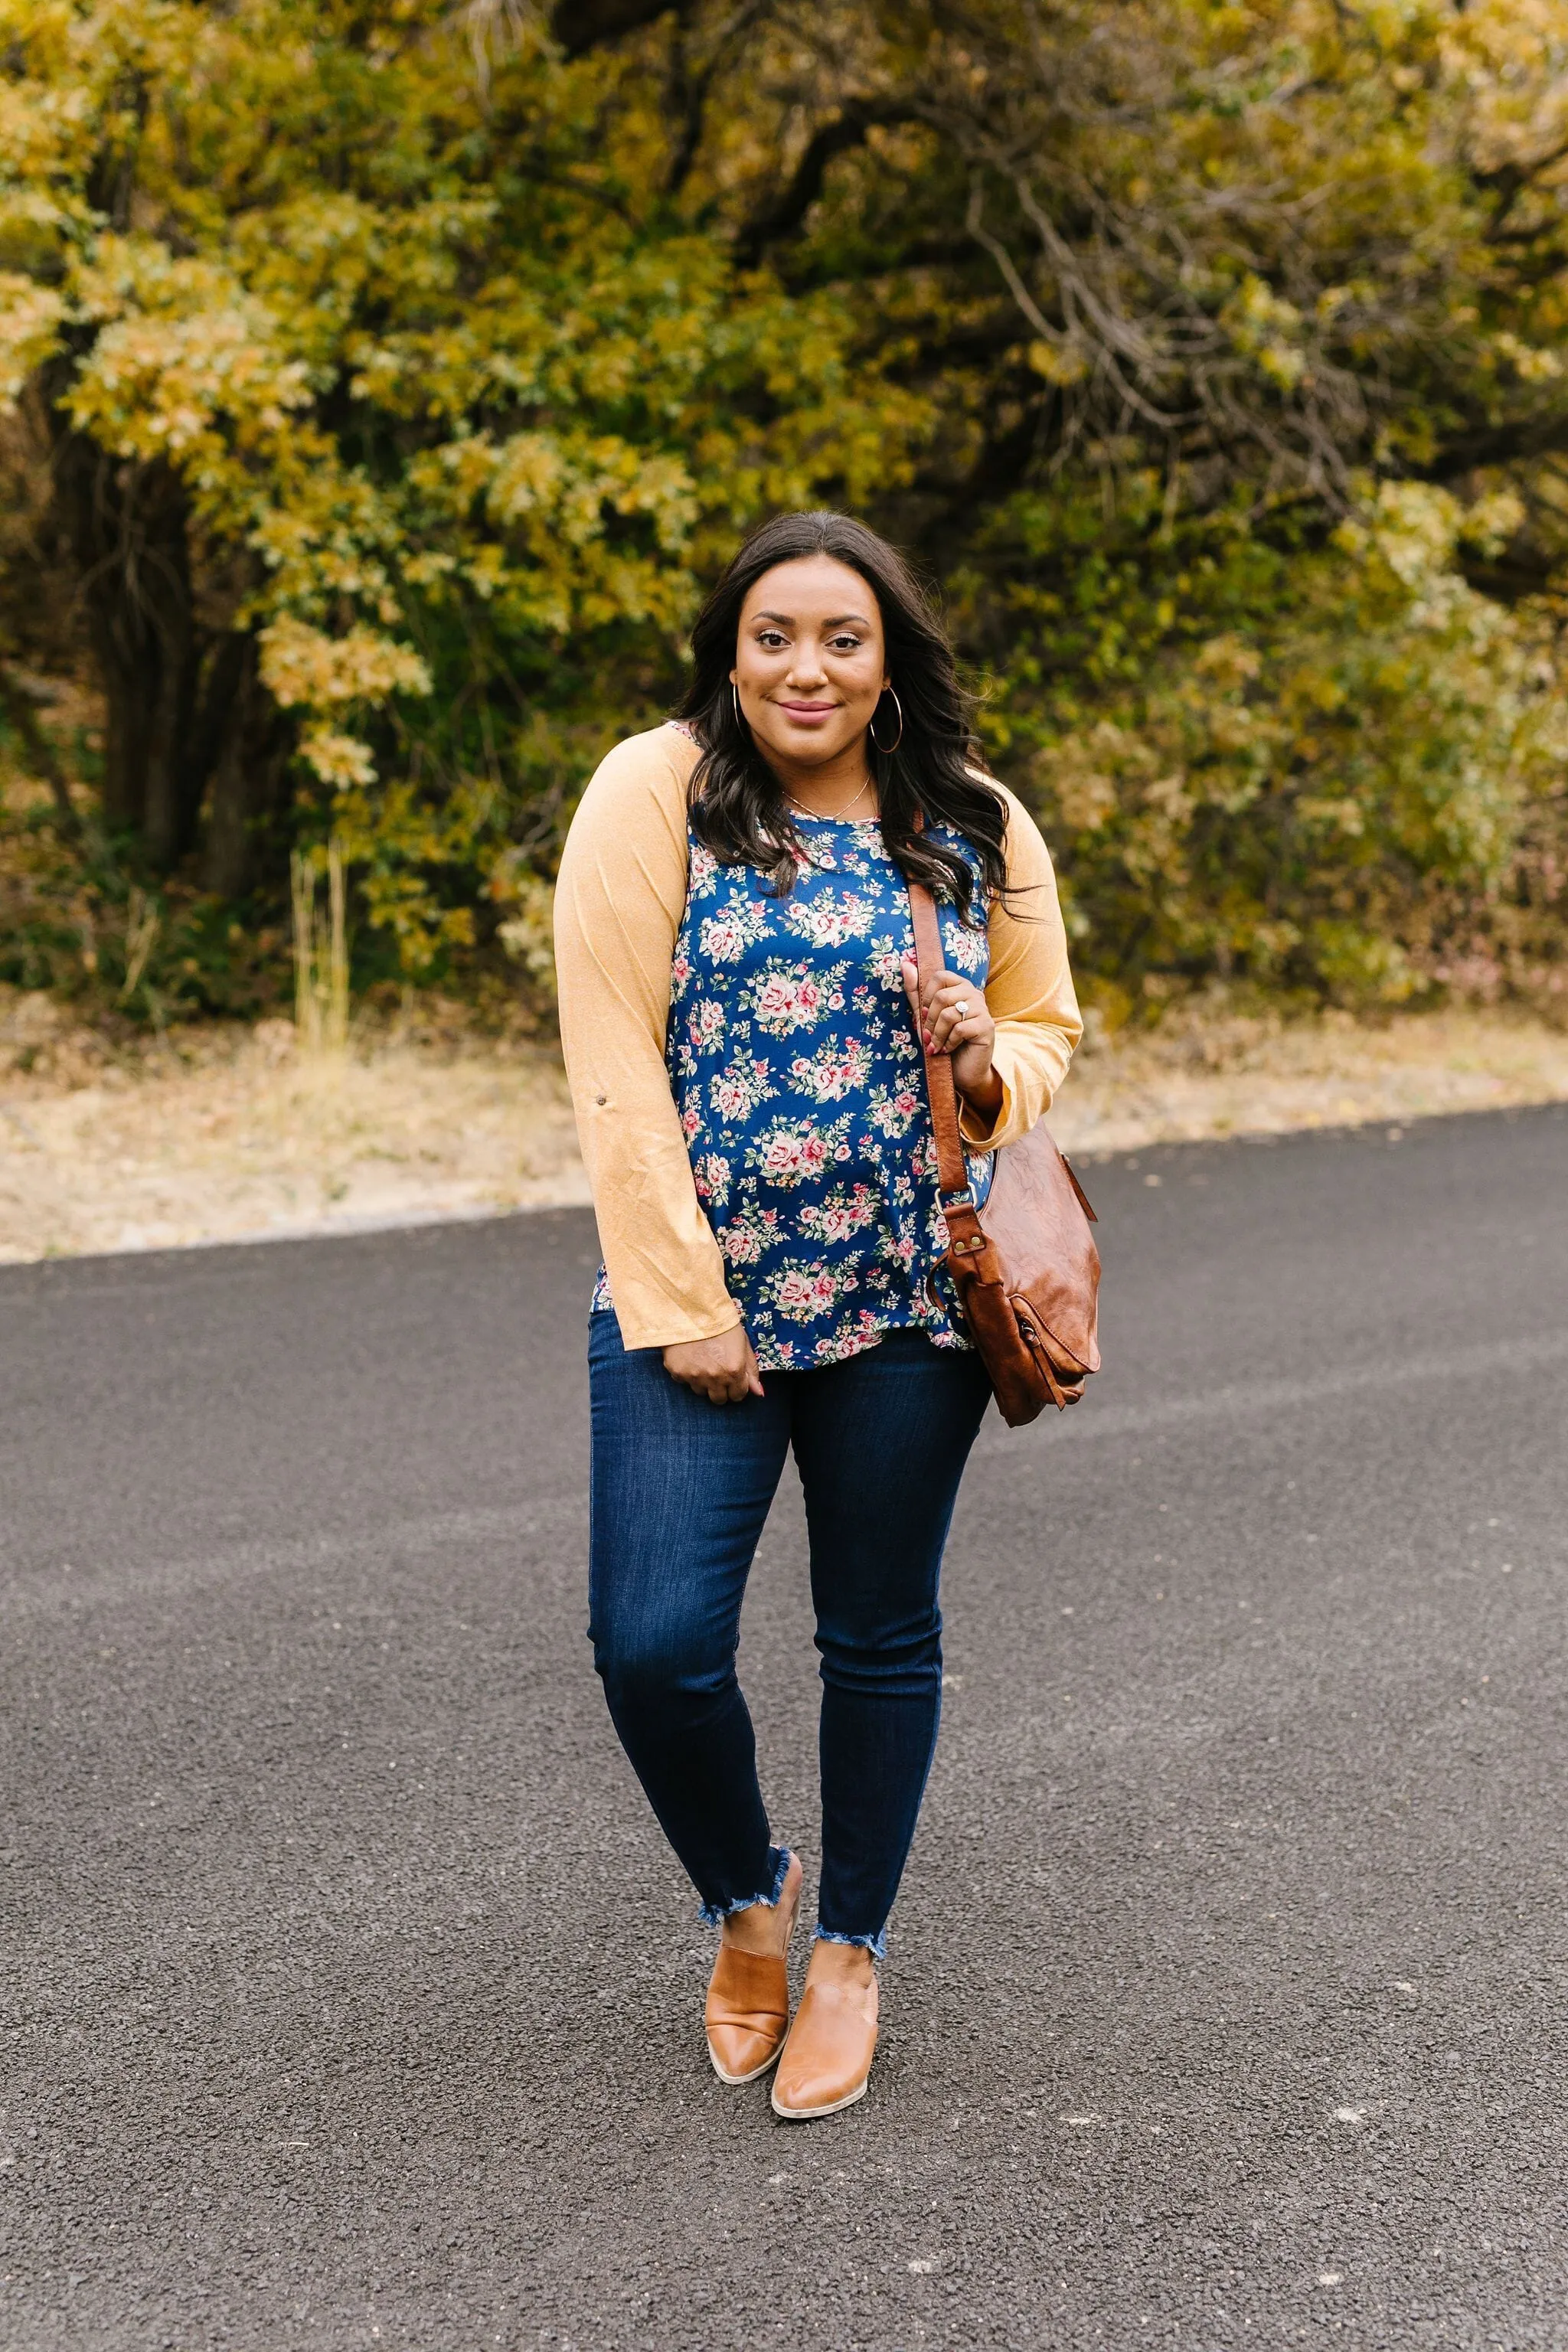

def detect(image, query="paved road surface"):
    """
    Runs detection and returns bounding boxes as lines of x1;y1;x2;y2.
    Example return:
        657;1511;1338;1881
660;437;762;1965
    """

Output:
3;1106;1566;2350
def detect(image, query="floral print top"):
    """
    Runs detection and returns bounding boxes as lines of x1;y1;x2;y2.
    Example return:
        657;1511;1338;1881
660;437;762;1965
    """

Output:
591;812;995;1370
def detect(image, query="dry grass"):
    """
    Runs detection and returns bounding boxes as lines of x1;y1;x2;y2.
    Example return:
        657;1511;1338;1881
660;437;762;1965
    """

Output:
0;995;585;1262
3;988;1566;1263
1050;1001;1568;1157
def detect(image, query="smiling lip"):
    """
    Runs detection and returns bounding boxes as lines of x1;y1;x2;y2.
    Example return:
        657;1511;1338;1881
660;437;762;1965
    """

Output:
776;700;838;717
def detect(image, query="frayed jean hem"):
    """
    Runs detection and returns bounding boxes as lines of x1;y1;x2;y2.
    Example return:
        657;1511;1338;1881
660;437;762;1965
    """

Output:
812;1923;887;1962
697;1844;792;1929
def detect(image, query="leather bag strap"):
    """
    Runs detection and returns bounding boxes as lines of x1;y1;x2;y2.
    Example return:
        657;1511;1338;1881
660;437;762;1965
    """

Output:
905;875;973;1204
904;815;991;1269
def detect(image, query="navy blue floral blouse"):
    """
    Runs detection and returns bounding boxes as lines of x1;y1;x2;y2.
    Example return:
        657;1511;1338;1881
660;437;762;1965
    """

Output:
592;812;995;1370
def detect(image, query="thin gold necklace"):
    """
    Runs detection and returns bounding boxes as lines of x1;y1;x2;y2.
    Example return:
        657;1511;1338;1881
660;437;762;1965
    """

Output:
786;773;874;823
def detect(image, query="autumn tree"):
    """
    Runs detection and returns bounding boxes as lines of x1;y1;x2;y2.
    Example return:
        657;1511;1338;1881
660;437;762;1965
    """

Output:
0;0;926;977
2;0;1565;1011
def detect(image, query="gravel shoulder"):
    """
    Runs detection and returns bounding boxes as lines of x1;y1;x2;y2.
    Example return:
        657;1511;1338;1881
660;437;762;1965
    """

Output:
3;991;1566;1262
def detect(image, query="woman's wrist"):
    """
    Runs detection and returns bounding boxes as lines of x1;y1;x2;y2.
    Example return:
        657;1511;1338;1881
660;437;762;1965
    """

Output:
953;1063;1003;1120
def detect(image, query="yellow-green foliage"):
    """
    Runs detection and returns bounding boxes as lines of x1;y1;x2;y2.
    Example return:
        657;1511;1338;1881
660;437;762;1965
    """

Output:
2;0;1566;1013
999;483;1566;1008
0;0;926;980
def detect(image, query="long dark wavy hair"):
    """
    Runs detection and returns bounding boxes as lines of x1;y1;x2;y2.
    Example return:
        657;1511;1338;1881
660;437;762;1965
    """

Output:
676;511;1007;920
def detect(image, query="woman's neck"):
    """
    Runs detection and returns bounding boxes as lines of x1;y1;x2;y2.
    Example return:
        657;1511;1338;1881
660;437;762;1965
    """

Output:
766;736;879;820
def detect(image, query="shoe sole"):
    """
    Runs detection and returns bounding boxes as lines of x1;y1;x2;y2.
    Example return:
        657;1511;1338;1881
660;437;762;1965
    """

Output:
769;2074;870;2122
708;2041;786;2086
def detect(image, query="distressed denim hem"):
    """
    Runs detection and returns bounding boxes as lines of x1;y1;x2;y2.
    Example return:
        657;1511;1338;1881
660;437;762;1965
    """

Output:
812;1923;887;1962
697;1844;792;1929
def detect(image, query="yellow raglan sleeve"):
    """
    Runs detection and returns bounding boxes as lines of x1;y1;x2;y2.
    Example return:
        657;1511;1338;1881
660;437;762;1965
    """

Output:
553;727;740;1350
958;783;1083;1152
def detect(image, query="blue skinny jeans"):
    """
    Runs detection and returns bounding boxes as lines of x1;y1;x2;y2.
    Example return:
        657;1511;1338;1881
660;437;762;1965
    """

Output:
587;1309;992;1956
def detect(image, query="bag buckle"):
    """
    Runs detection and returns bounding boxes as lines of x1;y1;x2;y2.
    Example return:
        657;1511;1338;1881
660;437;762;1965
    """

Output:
941;1185;976;1211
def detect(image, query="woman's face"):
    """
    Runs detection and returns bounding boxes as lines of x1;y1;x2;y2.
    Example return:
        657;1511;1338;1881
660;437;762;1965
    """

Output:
731;554;890;770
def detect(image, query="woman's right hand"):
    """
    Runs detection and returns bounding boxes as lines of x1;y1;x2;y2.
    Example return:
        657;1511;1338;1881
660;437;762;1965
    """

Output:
663;1324;765;1405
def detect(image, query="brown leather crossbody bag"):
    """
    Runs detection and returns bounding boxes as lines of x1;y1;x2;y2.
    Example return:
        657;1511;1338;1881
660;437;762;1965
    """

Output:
906;874;1102;1425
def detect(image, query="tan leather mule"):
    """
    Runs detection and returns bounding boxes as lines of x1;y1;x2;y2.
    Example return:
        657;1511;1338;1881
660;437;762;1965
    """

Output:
769;1973;878;2119
704;1857;802;2084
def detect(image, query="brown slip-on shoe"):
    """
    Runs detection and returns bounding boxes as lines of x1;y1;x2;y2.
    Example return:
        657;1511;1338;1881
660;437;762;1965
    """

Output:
769;1975;879;2120
705;1859;802;2084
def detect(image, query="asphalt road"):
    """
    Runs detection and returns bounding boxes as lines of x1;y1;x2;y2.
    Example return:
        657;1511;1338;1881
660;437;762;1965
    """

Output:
2;1105;1566;2351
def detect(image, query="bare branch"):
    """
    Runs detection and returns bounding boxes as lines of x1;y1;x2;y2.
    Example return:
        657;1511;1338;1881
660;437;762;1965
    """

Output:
733;96;923;268
1423;413;1568;482
966;178;1190;433
548;0;692;59
664;0;776;199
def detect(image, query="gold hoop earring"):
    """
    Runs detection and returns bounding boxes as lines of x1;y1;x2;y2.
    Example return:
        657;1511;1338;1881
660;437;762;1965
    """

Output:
731;681;745;730
869;687;903;755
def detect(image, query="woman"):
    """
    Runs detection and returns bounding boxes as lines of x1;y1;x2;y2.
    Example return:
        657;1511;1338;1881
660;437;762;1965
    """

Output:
554;511;1080;2120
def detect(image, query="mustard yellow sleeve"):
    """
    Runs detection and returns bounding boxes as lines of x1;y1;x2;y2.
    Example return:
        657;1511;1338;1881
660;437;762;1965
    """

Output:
553;726;740;1351
958;782;1083;1152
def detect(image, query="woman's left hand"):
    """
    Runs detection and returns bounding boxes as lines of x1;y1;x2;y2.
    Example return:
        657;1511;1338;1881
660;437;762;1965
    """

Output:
901;956;1003;1119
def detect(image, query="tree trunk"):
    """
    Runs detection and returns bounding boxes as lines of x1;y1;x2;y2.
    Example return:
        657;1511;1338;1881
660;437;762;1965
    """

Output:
201;632;289;897
138;488;201;870
50;423;206;867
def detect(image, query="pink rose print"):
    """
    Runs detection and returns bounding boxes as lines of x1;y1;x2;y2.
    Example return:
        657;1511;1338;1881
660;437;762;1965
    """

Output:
767;1263;857;1323
788;1037;872;1102
753;1118;843;1186
798;1184;878;1243
697;899;767;965
720;1205;782;1267
869;1086;920;1138
752;966;828;1035
946;923;988;975
782;890;875;948
693;1154;731;1207
688;998;726;1052
710;1055;773;1122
